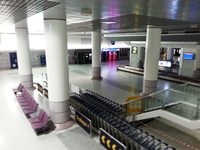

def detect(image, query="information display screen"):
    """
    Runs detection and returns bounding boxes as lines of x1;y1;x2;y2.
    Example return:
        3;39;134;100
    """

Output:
183;53;195;60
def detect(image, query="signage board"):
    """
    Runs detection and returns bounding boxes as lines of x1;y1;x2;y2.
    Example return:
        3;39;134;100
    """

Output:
111;41;115;45
99;128;126;150
183;53;195;60
75;110;92;136
132;47;138;54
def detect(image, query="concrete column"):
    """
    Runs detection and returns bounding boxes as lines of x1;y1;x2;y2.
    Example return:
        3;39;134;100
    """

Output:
137;47;145;68
91;31;103;80
15;20;33;88
142;26;162;95
167;48;174;61
44;7;71;129
44;19;70;127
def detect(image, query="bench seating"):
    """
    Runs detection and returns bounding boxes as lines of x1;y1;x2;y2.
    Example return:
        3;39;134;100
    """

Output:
28;109;51;135
12;83;24;94
13;84;53;135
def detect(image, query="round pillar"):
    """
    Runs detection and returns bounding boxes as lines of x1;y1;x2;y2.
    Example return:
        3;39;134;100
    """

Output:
15;20;33;88
44;19;70;128
91;31;103;80
142;26;162;95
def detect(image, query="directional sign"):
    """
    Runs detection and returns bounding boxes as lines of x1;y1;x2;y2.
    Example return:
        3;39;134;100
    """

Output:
75;110;92;135
99;128;126;150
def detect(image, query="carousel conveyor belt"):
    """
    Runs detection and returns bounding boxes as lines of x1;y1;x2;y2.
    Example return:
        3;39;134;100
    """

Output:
117;65;200;84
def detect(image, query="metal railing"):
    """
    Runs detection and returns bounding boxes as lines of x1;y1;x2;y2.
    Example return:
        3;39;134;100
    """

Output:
123;82;200;120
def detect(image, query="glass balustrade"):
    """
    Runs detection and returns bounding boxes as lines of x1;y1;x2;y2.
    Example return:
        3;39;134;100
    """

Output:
124;82;200;120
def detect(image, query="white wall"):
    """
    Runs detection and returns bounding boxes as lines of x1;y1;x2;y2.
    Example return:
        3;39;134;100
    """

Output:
0;52;11;69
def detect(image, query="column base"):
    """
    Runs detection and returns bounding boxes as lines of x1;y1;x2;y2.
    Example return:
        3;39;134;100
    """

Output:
143;79;157;94
91;76;103;80
49;101;71;124
92;67;102;80
20;74;33;88
54;119;75;130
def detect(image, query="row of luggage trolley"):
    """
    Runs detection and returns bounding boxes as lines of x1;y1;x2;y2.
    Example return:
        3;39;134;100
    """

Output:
69;90;176;150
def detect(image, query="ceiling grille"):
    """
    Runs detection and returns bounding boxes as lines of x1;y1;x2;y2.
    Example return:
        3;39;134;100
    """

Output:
67;13;197;33
0;0;59;25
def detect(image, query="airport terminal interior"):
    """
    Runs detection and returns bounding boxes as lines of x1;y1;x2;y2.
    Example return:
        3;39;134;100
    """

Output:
2;0;200;150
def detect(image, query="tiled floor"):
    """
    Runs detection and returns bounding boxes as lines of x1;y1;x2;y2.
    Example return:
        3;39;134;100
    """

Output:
0;60;199;150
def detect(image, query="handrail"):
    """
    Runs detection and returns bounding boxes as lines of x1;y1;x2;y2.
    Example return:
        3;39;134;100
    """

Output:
169;89;199;98
123;83;191;105
186;82;200;87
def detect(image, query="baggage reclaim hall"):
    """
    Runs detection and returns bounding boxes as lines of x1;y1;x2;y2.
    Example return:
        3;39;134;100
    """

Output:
2;1;200;150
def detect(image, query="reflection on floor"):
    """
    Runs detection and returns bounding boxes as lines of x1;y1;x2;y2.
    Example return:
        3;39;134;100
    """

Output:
0;60;199;150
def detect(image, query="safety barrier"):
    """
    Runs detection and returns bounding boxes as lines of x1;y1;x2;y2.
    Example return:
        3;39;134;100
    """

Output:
69;92;176;150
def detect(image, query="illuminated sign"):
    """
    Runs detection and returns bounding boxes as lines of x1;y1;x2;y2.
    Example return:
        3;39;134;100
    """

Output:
102;48;119;52
158;61;172;67
75;110;92;135
111;41;115;45
99;128;126;150
183;53;195;60
132;47;138;54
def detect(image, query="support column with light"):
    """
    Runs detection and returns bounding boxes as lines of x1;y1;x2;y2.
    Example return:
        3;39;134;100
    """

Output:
91;31;103;80
15;20;33;88
44;7;72;129
142;26;162;95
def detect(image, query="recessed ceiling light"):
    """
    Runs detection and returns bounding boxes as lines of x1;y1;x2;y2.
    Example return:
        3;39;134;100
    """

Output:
191;24;198;28
101;21;116;24
81;8;92;16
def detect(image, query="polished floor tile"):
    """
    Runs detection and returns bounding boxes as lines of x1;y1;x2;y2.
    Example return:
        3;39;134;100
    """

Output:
0;60;197;150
